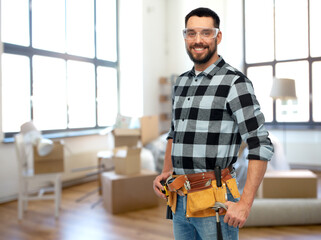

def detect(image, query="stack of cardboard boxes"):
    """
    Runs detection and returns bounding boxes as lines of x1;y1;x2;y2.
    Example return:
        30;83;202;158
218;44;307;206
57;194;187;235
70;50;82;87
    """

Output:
102;115;159;214
112;128;141;175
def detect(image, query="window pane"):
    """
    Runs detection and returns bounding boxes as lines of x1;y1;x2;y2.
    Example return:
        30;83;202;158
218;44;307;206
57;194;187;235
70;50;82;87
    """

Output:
310;0;321;57
275;0;308;60
275;61;309;122
312;61;321;121
66;0;95;58
96;0;117;61
32;56;67;130
32;0;65;52
97;67;118;126
245;0;274;63
1;54;30;132
1;0;29;46
247;66;273;122
67;61;96;128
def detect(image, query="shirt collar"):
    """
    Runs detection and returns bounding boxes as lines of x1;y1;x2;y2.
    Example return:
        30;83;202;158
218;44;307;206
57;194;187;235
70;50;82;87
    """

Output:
187;56;225;79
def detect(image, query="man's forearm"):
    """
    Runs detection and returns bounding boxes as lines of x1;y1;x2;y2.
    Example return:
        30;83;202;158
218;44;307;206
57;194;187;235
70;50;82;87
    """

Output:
162;138;173;173
153;139;173;199
240;159;268;207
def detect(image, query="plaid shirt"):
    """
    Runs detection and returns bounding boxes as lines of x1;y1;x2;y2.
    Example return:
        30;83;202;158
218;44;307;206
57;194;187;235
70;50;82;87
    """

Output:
168;56;274;175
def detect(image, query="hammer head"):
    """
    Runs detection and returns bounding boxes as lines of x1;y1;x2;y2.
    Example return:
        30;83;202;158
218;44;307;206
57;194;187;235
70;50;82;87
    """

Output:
213;202;228;211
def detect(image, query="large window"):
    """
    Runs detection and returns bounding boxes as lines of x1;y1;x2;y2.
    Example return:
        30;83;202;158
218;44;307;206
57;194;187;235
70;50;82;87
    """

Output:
244;0;321;126
1;0;119;138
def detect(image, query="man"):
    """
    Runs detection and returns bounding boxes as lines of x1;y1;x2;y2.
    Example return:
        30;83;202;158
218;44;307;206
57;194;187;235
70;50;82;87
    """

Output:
153;7;274;240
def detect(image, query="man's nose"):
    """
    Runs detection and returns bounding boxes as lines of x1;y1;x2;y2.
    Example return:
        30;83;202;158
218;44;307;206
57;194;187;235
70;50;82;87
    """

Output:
195;32;202;42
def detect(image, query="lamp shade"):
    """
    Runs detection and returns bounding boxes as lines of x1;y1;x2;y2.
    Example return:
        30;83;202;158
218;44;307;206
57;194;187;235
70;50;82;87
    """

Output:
36;138;54;156
270;78;297;100
20;121;53;156
20;121;38;134
20;121;42;144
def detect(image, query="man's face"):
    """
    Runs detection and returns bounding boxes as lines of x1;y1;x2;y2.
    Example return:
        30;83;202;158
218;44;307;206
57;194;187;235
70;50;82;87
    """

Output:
185;16;221;67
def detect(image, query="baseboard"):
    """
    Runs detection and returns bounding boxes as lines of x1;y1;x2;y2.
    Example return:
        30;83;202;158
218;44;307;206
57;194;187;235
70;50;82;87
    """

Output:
0;194;17;204
290;163;321;171
62;174;98;188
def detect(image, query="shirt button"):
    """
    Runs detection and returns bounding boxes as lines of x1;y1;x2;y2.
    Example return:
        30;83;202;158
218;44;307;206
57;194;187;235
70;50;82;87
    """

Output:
195;79;198;82
188;97;190;101
182;119;184;121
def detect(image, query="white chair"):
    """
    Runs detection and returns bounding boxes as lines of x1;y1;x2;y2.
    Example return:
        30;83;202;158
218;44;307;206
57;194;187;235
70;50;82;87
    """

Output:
14;134;62;220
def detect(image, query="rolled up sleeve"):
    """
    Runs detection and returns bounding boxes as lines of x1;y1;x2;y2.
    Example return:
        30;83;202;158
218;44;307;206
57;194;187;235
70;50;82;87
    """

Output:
227;76;274;161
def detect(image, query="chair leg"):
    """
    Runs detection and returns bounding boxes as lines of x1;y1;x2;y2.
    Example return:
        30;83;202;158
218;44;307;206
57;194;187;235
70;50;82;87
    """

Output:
18;192;23;220
23;181;28;211
18;179;24;220
54;176;61;218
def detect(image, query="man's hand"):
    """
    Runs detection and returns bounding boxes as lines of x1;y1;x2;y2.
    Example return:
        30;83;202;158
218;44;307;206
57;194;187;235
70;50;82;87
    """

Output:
223;160;268;228
153;171;172;199
223;200;251;228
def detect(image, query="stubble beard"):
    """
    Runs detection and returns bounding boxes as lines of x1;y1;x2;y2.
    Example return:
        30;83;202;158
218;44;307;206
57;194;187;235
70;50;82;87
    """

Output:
186;39;217;65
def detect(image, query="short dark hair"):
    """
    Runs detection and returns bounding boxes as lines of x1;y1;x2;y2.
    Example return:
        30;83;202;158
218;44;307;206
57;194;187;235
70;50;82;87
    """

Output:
185;7;220;28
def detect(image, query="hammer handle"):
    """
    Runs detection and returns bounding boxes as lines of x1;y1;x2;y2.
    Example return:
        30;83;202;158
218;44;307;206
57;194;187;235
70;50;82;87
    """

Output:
214;166;222;187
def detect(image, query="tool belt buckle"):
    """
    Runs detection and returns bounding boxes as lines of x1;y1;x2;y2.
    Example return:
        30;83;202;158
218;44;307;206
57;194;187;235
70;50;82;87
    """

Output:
184;180;191;191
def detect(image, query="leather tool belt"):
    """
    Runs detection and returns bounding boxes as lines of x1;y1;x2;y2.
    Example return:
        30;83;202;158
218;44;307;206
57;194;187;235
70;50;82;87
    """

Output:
165;166;240;218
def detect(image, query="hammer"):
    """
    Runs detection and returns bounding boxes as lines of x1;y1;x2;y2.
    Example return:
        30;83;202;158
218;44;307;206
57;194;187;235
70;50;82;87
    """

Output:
214;166;227;240
213;202;228;240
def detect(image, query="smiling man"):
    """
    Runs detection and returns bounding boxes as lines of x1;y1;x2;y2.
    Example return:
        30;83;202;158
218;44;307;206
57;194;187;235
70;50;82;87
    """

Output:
153;7;274;240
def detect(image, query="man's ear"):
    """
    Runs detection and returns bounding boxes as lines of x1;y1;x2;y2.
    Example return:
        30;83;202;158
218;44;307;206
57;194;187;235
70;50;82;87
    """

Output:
217;31;222;45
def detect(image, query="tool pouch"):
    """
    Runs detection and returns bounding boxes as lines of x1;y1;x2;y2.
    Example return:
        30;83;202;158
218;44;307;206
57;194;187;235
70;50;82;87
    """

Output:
212;180;228;215
212;180;227;203
168;191;177;213
186;185;215;214
225;178;241;199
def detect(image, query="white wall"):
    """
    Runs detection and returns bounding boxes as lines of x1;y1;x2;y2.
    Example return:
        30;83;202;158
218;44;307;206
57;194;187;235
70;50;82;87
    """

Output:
0;0;2;141
270;129;321;168
118;0;144;117
142;0;167;116
118;0;167;117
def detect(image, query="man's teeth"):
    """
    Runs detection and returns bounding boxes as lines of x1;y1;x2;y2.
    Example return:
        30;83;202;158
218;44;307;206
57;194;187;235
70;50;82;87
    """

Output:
195;48;204;51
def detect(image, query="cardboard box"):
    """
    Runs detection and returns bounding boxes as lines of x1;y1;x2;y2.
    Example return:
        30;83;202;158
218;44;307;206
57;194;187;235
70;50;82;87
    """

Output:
112;115;160;148
113;128;140;147
114;147;141;175
102;170;159;214
140;115;159;146
258;170;317;198
33;141;64;174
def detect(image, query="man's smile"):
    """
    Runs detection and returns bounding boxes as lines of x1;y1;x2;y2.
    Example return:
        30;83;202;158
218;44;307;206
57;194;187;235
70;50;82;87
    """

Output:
191;45;208;54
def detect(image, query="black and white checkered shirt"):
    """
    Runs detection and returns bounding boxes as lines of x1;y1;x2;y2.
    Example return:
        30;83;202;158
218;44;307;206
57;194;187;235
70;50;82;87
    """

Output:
167;56;274;175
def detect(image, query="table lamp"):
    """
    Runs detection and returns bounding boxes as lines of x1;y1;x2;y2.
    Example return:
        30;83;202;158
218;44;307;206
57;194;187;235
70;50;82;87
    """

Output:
270;78;297;100
270;78;297;155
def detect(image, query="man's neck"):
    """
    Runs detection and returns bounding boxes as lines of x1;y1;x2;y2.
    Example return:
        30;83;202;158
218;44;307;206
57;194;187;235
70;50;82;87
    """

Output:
194;54;220;72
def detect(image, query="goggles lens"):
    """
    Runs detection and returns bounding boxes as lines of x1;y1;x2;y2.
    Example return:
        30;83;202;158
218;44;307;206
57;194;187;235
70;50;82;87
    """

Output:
183;27;219;40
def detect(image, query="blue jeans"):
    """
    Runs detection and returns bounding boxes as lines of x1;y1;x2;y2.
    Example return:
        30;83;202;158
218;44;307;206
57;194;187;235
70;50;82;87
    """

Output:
173;188;239;240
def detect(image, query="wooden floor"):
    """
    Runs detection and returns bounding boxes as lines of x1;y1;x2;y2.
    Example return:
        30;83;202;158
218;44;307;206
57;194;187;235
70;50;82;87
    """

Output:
0;176;321;240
